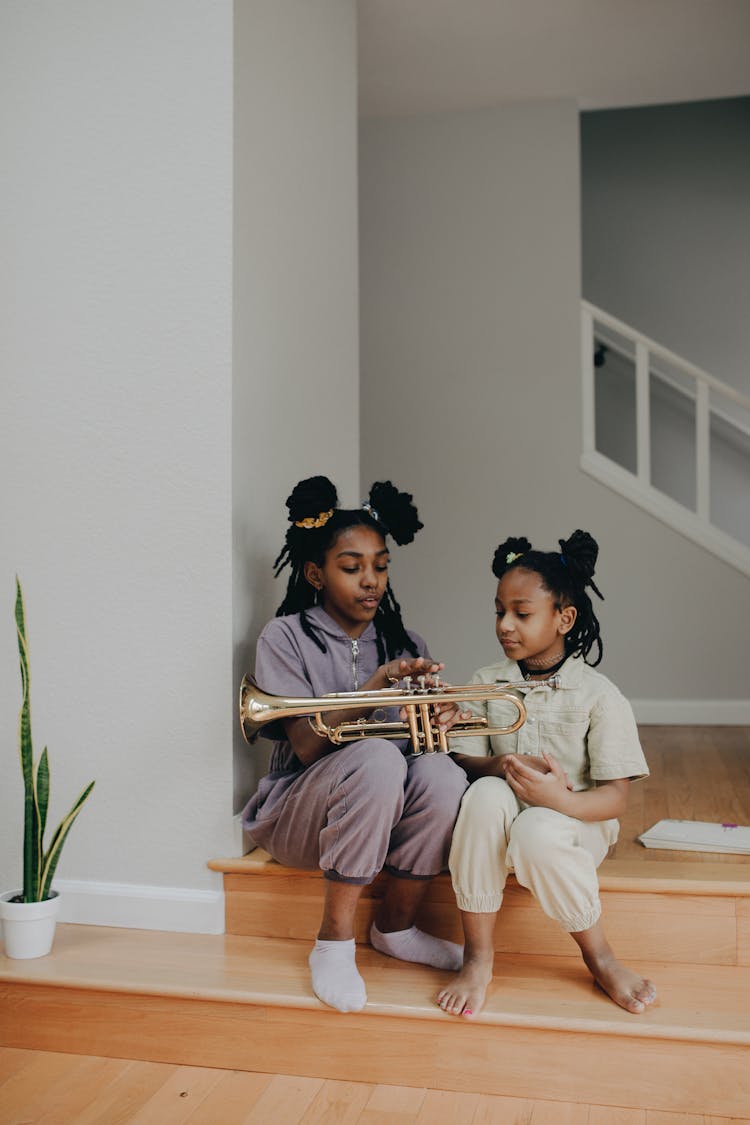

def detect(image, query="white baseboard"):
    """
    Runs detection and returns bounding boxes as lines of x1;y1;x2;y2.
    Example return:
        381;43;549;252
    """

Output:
632;699;750;725
54;879;225;934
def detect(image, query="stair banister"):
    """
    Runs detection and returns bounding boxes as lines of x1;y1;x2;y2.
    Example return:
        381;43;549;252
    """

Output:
580;300;750;580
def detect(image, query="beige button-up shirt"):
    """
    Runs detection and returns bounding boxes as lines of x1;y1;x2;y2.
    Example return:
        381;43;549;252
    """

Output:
450;655;648;792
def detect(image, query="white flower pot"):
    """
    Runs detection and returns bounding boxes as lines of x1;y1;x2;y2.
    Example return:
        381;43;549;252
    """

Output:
0;890;61;959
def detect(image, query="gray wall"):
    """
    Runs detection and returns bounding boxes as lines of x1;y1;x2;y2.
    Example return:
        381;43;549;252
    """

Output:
0;0;235;896
0;0;360;906
359;99;750;703
232;0;359;808
581;97;750;395
360;101;583;680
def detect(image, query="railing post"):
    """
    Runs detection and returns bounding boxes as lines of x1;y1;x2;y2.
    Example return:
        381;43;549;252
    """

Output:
635;340;651;486
581;304;595;456
696;380;710;520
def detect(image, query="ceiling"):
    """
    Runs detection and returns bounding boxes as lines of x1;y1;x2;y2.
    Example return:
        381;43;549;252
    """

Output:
358;0;750;118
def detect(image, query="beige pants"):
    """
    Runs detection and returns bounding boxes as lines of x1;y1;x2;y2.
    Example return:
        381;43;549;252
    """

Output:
449;776;619;932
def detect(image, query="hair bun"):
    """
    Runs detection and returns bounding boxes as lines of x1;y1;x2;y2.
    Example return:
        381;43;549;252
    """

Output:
368;481;423;545
559;530;603;599
285;475;338;524
492;536;532;578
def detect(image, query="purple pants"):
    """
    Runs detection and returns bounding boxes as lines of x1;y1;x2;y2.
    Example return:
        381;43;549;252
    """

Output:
242;739;468;884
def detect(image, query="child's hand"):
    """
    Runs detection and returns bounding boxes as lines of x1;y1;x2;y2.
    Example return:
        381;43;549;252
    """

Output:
384;657;472;731
500;753;573;787
504;752;573;812
383;656;444;686
433;702;474;732
499;753;557;777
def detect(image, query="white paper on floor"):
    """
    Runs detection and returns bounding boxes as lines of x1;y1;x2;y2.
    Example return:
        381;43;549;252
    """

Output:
638;819;750;854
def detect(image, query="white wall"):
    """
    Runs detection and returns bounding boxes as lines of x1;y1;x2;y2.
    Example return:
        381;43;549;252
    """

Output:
359;100;750;708
581;97;750;395
232;0;359;808
360;101;583;679
0;1;234;925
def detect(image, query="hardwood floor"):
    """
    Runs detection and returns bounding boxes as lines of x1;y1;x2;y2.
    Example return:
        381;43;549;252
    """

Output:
1;725;748;1122
1;1045;747;1124
613;726;750;864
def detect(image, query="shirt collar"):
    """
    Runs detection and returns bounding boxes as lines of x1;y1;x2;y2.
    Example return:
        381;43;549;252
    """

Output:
495;652;586;690
305;605;377;643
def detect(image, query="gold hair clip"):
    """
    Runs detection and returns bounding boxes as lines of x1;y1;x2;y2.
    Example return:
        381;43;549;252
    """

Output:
295;508;334;529
506;551;523;564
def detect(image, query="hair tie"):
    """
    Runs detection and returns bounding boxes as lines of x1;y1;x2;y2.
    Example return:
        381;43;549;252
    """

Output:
559;553;567;566
506;551;523;564
361;501;385;527
294;508;334;529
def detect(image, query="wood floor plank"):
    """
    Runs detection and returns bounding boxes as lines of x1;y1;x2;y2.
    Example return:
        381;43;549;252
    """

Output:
0;1046;38;1087
471;1094;538;1124
357;1082;427;1121
526;1101;592;1124
74;1058;180;1125
125;1064;226;1124
299;1079;375;1123
5;1055;132;1124
415;1088;481;1123
182;1069;275;1124
587;1108;646;1124
2;1049;748;1124
242;1074;325;1123
0;1050;94;1121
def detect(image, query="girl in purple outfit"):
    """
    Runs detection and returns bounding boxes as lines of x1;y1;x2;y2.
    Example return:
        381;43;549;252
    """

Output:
242;475;469;1012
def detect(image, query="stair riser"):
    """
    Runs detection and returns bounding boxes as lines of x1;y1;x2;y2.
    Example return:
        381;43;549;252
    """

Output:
224;874;746;966
2;981;747;1116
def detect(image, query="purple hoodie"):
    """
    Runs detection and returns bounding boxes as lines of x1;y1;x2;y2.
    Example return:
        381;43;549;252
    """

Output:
254;605;430;772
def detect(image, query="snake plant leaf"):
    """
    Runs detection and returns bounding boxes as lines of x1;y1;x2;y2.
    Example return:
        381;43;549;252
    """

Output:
39;780;96;901
13;579;95;903
35;748;50;892
15;577;39;902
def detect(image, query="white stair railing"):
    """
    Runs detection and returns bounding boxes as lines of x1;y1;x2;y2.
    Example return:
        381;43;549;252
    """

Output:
581;300;750;579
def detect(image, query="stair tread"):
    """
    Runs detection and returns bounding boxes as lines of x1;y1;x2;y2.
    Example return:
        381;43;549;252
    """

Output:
209;847;750;895
2;924;748;1045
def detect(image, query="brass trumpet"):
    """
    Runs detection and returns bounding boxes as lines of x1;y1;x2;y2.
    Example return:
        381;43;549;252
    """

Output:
240;673;561;754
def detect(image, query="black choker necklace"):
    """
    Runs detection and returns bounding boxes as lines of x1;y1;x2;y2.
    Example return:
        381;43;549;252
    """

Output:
519;654;567;680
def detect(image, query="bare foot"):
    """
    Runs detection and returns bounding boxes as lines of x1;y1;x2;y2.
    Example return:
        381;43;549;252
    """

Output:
436;953;494;1019
583;950;657;1014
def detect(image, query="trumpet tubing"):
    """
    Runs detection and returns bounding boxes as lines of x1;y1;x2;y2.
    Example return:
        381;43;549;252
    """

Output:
240;673;561;754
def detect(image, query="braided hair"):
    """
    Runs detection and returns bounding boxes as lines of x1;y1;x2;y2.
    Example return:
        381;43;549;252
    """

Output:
273;475;423;663
491;530;605;666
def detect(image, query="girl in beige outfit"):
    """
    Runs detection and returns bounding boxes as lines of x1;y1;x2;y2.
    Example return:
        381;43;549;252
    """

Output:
439;531;657;1019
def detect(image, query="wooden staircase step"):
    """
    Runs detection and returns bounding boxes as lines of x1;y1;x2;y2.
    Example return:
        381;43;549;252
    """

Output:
208;850;750;967
1;924;749;1115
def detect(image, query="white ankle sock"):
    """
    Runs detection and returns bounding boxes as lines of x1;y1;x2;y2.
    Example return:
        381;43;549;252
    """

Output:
308;938;367;1012
370;922;464;970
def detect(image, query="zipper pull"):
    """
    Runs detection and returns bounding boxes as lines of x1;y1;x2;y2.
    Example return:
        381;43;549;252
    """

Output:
351;638;360;690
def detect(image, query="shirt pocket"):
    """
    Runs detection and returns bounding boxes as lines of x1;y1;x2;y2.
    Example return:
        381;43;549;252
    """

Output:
538;713;590;775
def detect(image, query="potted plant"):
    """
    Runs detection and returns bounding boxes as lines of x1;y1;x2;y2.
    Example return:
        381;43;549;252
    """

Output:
0;578;95;958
